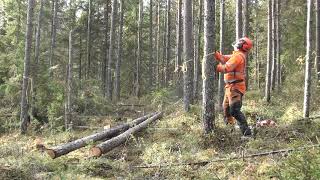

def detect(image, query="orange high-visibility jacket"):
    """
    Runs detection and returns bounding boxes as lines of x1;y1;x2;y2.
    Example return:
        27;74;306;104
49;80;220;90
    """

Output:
217;50;247;94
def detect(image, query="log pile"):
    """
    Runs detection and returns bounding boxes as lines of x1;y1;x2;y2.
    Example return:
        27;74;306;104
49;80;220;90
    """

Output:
46;112;157;159
90;112;163;157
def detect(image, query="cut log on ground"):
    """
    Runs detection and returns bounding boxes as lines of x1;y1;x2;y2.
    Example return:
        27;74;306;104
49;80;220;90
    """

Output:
46;112;156;159
90;112;163;157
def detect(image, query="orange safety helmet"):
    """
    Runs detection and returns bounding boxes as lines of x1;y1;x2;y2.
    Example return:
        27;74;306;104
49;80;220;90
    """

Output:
234;37;253;52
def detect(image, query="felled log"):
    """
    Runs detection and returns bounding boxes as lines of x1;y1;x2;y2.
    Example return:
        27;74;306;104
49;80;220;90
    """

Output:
46;113;156;159
90;112;163;157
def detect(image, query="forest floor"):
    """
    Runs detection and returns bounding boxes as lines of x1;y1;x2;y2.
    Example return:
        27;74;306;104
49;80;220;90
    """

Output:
0;87;320;179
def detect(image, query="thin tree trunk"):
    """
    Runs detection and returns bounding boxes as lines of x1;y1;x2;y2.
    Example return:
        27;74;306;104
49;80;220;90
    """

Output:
156;1;161;89
218;0;225;109
103;1;110;96
15;0;21;44
165;0;171;87
243;0;249;89
149;0;153;89
316;0;320;84
162;5;167;87
183;0;194;112
236;0;242;40
65;30;73;130
49;0;58;73
115;0;123;101
175;0;183;95
303;0;312;118
79;33;82;83
20;0;35;134
32;0;44;120
276;0;281;90
136;0;143;97
86;0;92;79
202;0;215;133
194;0;203;101
271;0;277;90
265;0;272;103
107;0;118;100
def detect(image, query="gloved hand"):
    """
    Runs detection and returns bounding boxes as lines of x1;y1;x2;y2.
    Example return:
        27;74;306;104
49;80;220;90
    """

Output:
216;63;225;73
214;51;223;61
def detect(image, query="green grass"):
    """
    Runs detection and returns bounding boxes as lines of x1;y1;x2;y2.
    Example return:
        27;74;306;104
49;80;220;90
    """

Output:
0;86;320;179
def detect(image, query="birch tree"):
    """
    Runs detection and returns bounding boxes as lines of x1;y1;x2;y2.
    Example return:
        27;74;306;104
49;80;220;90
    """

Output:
20;0;35;134
202;0;215;133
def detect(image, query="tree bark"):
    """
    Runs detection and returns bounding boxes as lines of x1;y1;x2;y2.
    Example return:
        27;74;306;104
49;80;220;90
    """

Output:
316;0;320;84
218;0;225;109
193;0;203;101
276;0;281;90
136;0;143;97
20;0;35;134
86;0;92;79
236;0;242;40
303;0;312;118
90;112;163;157
32;0;44;120
202;0;215;133
183;0;194;112
46;113;157;159
148;0;153;89
175;0;183;95
115;0;123;101
65;30;73;130
103;1;110;96
271;0;277;91
49;0;58;73
164;0;171;87
107;0;118;100
243;0;249;90
156;1;161;89
265;0;272;103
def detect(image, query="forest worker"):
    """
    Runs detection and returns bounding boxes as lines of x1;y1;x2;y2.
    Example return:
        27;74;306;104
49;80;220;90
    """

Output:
214;37;253;136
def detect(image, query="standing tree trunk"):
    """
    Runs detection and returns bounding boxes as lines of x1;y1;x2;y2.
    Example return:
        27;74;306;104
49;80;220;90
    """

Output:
243;0;249;89
49;0;58;73
32;0;44;119
86;0;92;79
271;0;277;91
265;0;272;103
156;1;161;89
107;0;118;100
65;30;73;130
316;0;320;84
193;0;203;101
148;0;153;89
103;1;110;96
183;0;194;112
15;0;21;44
136;0;143;97
218;0;225;109
79;32;82;83
20;0;35;134
175;0;183;95
303;0;312;118
236;0;242;40
115;0;123;101
202;0;215;133
164;0;171;87
276;0;281;90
